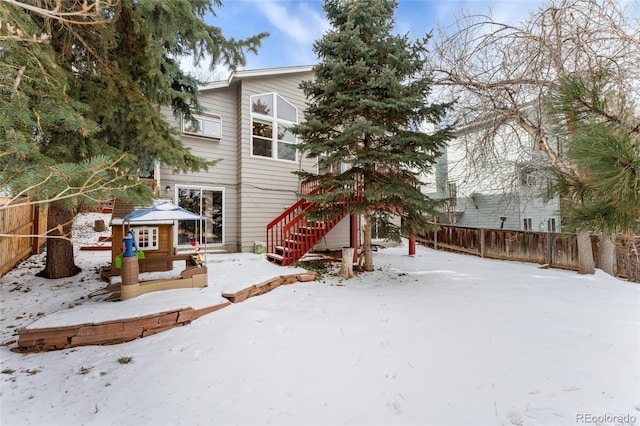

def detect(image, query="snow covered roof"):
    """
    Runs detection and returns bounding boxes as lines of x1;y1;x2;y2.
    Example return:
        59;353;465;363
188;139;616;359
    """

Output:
111;200;205;225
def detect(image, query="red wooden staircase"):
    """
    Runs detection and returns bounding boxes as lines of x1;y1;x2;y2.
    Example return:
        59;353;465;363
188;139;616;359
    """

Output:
266;178;353;266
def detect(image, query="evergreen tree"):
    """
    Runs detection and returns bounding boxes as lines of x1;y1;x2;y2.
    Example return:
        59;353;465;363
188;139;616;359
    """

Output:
1;0;266;278
546;71;640;234
293;0;453;271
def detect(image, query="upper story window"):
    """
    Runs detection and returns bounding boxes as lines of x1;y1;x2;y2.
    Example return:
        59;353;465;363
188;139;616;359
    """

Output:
518;163;538;187
182;114;221;140
250;93;298;161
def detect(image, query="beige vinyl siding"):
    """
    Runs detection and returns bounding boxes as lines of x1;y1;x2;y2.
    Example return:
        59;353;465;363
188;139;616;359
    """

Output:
313;217;351;251
237;72;318;252
159;86;240;251
160;68;351;254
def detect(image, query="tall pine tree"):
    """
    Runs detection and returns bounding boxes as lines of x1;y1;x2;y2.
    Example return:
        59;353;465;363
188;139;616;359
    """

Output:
1;1;266;278
293;0;453;271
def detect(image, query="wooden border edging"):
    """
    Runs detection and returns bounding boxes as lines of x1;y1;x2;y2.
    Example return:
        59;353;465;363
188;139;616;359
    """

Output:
14;303;231;353
14;271;316;353
222;272;317;303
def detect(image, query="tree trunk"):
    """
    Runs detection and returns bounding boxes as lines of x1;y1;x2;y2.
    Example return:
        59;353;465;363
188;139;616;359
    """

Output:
39;201;80;279
576;230;595;275
339;248;354;279
361;209;374;272
596;233;617;276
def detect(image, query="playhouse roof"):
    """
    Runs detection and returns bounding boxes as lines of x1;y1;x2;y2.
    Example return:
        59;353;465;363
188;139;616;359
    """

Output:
111;200;205;225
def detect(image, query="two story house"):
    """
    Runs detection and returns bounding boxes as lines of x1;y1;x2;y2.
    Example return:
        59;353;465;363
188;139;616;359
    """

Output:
156;66;351;257
421;117;561;232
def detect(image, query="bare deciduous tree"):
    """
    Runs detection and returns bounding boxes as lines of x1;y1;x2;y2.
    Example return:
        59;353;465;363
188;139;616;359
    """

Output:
429;0;640;274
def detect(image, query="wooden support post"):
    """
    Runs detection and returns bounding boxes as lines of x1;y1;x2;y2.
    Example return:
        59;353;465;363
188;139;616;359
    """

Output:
409;229;416;256
350;214;358;264
480;228;485;258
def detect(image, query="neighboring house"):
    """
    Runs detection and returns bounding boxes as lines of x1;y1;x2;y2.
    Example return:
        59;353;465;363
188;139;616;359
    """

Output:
421;118;561;232
157;66;351;257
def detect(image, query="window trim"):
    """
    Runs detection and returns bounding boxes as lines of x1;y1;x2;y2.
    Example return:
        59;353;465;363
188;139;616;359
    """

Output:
182;113;222;140
174;185;225;247
250;92;298;162
518;163;538;187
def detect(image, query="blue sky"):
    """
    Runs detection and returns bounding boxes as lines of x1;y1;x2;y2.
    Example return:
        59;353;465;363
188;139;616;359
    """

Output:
205;0;544;74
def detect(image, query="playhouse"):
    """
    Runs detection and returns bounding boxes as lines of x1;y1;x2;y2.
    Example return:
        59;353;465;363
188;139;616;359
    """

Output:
110;199;196;275
109;199;209;300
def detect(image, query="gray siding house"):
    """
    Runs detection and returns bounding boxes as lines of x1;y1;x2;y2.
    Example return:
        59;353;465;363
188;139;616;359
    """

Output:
158;66;350;254
421;118;561;232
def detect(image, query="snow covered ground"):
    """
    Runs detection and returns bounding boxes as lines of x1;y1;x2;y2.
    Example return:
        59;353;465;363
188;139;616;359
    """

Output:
1;213;639;425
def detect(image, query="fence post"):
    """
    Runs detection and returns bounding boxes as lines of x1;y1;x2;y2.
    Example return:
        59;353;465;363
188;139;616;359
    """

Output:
30;204;38;255
434;228;438;251
480;228;485;258
546;232;552;266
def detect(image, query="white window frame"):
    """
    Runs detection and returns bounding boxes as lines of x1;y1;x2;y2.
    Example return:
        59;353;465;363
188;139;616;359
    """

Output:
250;92;298;162
182;113;222;140
547;217;557;232
132;226;160;251
523;217;533;231
174;185;225;247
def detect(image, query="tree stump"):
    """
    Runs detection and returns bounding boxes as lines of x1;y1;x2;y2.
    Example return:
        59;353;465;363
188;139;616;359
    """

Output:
94;219;107;232
339;247;354;279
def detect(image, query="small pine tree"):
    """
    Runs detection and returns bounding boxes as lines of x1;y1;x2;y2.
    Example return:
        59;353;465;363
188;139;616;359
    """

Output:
293;0;454;271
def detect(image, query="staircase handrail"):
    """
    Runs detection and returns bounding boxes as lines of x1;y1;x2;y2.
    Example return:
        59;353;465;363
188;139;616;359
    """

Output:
266;198;308;229
266;175;361;265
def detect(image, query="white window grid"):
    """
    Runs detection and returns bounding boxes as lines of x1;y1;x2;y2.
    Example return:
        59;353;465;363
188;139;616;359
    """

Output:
132;227;159;250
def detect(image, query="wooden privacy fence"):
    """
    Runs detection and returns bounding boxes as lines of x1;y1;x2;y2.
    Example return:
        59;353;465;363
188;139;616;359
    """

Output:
0;199;47;277
417;225;639;280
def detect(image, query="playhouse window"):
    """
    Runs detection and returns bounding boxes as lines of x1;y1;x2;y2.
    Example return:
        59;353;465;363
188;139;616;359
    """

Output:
133;227;159;250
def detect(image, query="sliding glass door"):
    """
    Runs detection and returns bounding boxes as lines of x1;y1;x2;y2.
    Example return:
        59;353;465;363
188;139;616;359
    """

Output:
176;187;223;246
